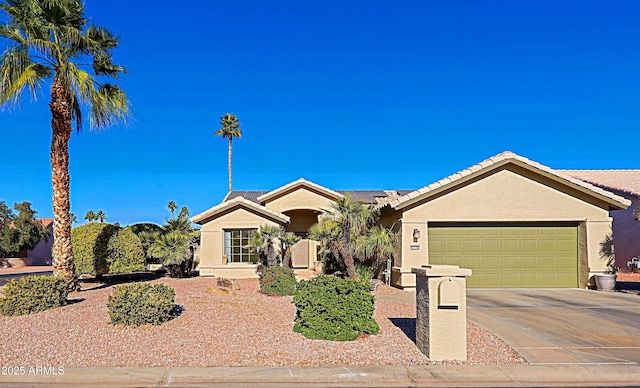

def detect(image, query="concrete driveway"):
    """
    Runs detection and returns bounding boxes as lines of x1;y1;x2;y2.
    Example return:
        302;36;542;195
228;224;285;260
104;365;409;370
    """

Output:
467;289;640;365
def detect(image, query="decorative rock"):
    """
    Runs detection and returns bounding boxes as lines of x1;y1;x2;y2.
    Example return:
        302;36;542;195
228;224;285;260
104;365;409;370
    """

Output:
217;278;233;288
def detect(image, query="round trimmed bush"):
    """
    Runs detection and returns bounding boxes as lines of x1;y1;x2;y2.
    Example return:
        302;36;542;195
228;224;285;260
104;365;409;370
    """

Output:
107;282;176;326
0;276;68;316
71;222;119;276
125;223;163;236
107;228;145;274
259;265;297;296
293;275;379;341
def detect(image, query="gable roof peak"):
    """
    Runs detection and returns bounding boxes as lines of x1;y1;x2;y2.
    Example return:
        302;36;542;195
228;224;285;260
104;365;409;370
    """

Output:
256;178;344;202
191;196;289;224
390;151;630;210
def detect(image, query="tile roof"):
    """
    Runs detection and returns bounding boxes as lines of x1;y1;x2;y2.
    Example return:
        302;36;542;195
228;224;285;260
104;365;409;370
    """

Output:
37;218;54;228
191;196;290;224
224;191;269;203
224;189;409;206
390;151;631;210
256;178;344;202
559;170;640;198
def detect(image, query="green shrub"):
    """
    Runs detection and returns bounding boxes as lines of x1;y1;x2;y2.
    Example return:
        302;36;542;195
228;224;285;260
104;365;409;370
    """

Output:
71;222;119;276
259;265;297;296
125;223;163;236
107;282;176;326
0;276;68;316
107;228;145;274
293;275;379;341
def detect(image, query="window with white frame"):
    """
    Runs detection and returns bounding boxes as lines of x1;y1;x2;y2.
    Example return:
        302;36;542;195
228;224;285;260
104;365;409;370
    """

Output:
224;229;258;263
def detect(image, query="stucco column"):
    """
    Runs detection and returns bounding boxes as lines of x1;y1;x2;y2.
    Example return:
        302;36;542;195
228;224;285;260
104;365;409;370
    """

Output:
411;265;472;362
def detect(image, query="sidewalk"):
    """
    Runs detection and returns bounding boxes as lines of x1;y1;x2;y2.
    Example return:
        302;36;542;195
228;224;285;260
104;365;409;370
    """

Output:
1;364;639;387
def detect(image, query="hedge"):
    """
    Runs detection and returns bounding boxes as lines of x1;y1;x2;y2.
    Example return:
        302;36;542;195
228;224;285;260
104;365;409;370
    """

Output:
107;228;145;274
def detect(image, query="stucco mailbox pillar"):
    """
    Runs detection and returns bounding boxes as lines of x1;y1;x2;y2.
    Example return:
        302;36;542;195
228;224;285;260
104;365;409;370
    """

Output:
411;265;472;362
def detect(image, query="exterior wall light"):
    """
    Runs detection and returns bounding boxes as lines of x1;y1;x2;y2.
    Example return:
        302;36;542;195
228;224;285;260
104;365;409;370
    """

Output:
413;228;420;243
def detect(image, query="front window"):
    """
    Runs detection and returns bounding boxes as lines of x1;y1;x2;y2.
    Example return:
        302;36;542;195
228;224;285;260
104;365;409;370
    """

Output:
224;229;258;263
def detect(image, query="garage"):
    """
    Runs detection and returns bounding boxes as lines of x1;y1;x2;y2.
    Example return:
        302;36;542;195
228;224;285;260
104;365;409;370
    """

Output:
428;222;578;288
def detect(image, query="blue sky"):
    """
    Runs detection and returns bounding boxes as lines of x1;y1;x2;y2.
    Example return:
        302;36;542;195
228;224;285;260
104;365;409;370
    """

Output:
1;0;639;226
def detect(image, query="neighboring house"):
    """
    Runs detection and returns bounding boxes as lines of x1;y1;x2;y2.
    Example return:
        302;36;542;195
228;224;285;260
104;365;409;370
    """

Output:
192;151;630;289
27;218;54;264
5;218;53;267
560;170;640;272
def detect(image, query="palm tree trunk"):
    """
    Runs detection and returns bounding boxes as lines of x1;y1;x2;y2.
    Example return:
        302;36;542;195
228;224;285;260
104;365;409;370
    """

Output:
283;248;292;268
227;137;233;192
49;77;76;288
340;223;357;279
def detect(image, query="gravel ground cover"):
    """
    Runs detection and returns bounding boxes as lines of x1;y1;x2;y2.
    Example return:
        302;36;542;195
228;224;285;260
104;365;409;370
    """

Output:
0;276;526;367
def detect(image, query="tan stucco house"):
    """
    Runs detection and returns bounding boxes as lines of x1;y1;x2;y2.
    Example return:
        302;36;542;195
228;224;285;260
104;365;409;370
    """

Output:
192;151;630;289
560;170;640;272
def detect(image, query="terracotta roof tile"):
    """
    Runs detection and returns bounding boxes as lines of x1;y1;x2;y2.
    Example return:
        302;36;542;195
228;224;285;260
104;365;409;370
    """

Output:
559;170;640;197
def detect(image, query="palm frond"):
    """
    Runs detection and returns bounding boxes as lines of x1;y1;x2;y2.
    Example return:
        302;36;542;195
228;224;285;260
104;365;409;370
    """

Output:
215;113;242;138
0;47;49;106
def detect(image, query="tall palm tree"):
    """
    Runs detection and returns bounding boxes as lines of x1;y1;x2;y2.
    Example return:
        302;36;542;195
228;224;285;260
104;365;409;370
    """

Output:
215;113;242;192
167;201;178;219
94;210;106;222
0;0;130;286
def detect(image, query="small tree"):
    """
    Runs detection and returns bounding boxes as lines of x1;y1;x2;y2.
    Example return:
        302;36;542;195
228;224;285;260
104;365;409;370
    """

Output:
281;232;301;268
308;195;378;279
248;225;283;266
356;225;398;277
149;231;193;277
0;201;49;258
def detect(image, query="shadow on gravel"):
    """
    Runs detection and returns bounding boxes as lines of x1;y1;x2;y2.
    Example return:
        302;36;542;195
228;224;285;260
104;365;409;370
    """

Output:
617;281;640;291
389;317;416;343
78;271;166;291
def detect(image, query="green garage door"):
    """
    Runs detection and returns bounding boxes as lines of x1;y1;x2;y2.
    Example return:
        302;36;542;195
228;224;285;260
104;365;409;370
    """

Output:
428;223;578;288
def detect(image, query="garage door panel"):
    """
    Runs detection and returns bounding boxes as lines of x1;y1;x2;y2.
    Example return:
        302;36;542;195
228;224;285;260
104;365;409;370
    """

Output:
520;256;538;270
482;240;500;253
500;256;520;270
429;223;577;288
465;240;482;252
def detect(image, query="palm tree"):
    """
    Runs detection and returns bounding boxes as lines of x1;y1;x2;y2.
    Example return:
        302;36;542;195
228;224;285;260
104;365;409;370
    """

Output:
308;218;345;275
149;231;192;278
95;210;106;222
330;194;378;279
0;0;130;286
248;224;283;266
84;210;97;222
281;232;301;268
167;201;178;219
214;113;242;192
357;225;397;276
